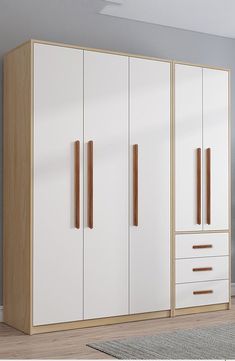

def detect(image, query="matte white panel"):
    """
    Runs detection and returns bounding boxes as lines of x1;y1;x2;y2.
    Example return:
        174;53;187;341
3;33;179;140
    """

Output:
175;64;203;231
203;69;229;230
33;44;84;325
176;256;229;283
84;51;128;319
176;280;229;308
130;58;170;313
176;233;229;259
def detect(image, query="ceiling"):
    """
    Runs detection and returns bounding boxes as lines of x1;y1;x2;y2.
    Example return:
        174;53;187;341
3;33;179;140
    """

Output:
100;0;235;38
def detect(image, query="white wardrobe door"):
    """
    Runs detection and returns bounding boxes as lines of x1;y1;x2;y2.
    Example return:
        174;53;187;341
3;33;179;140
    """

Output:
175;64;203;231
33;44;83;325
84;51;128;319
130;58;170;313
203;69;229;230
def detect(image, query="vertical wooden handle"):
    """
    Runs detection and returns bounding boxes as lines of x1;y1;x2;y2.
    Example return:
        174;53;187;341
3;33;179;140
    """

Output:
196;148;201;225
88;141;93;229
133;144;138;226
206;148;211;225
75;140;80;229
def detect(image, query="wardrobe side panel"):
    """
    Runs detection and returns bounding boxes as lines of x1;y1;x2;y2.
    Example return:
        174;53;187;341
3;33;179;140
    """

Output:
175;64;203;231
130;58;171;313
3;42;32;333
33;44;84;325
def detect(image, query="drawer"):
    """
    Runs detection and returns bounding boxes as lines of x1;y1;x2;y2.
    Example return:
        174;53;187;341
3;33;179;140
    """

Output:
176;256;229;283
176;280;229;308
176;233;229;259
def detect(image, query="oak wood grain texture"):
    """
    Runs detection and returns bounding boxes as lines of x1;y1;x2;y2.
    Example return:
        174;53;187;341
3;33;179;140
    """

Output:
31;302;227;335
196;148;201;224
75;140;80;229
87;141;93;229
206;148;211;225
32;310;170;334
175;302;229;315
7;39;231;72
3;41;32;334
133;144;138;226
0;300;232;359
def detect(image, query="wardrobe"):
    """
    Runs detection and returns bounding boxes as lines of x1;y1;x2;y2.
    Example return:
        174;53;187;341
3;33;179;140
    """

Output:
3;40;230;335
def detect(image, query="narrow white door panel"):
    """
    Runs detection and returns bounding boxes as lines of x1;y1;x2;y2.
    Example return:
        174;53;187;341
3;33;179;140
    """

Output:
33;44;83;325
203;69;229;230
84;51;128;319
130;58;170;313
175;64;203;231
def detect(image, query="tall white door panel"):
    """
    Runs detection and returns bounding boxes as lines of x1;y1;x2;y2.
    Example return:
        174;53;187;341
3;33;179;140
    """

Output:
203;69;229;230
33;44;84;325
175;65;203;231
84;51;128;319
130;58;171;313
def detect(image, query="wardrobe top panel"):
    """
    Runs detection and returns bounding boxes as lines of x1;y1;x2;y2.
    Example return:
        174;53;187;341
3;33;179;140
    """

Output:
5;39;230;73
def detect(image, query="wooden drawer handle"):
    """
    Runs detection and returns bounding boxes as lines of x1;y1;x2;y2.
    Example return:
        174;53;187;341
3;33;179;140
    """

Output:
192;245;213;249
196;148;202;225
133;144;138;226
88;141;93;229
75;140;80;229
193;290;213;295
193;267;213;272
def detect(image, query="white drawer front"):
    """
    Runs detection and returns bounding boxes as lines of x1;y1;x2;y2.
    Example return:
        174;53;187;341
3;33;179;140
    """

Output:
176;256;229;284
176;233;229;259
176;280;229;308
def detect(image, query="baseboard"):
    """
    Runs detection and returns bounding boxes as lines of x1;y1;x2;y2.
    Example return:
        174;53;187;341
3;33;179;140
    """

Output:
0;306;3;322
231;283;235;297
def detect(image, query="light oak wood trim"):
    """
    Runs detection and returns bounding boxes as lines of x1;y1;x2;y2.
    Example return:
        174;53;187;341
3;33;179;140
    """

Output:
133;144;138;226
0;301;234;358
3;43;231;335
173;60;230;72
31;40;231;71
175;303;229;316
206;148;211;225
75;140;80;229
87;141;93;229
3;42;32;334
32;40;172;64
7;40;230;72
31;310;170;334
196;148;202;225
30;302;230;334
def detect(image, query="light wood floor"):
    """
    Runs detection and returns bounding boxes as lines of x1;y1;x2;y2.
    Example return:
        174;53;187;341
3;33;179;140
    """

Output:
0;299;234;359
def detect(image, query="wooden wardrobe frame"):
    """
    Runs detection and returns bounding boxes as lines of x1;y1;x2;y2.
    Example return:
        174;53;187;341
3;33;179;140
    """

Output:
3;39;231;334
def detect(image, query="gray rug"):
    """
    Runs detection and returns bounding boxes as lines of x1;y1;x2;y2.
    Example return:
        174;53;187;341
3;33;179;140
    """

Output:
87;323;235;359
